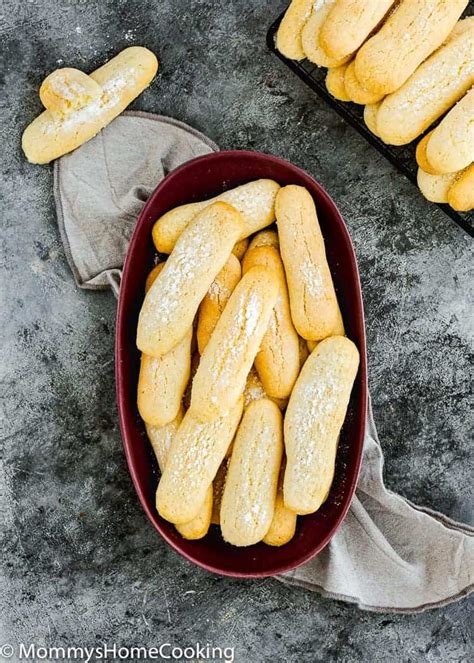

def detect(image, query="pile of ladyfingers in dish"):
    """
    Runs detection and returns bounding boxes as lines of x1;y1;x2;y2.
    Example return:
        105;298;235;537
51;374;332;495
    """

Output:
277;0;474;212
135;180;359;547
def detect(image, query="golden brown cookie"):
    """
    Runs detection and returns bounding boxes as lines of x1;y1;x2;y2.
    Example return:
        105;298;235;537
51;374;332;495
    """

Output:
220;399;283;546
417;167;459;203
301;0;352;68
137;327;192;426
156;398;243;525
344;61;384;105
275;185;344;341
190;266;279;421
22;47;158;164
284;336;359;515
276;0;314;60
197;254;242;354
137;202;243;357
325;63;351;102
426;88;474;174
354;0;468;96
376;19;474;145
320;0;396;61
146;409;212;540
448;164;474;211
263;459;297;546
152;180;279;254
242;245;300;400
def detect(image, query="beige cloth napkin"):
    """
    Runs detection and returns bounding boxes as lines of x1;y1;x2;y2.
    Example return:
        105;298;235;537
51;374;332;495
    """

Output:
53;112;473;612
54;111;218;294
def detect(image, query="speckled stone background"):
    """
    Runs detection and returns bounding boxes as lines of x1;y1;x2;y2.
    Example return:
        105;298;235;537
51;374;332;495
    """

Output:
1;1;473;661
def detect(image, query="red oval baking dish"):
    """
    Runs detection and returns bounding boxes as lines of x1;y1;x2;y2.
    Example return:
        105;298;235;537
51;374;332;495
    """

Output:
116;150;367;577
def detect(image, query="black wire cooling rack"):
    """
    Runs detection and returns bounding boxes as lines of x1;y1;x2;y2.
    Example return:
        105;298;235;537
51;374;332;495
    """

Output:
266;11;474;238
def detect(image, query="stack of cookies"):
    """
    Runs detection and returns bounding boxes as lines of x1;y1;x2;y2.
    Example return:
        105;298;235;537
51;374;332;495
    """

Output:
277;0;474;212
136;180;359;547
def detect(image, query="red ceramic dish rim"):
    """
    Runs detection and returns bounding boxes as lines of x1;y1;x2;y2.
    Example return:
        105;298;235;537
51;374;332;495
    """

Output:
116;150;368;578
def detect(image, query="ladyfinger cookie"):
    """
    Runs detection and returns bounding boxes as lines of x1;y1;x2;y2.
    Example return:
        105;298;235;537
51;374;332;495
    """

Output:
156;398;243;524
417;167;459;203
301;0;352;68
344;61;384;105
320;0;396;61
325;63;351;102
415;131;439;175
276;0;314;61
248;229;279;251
448;164;474;212
197;254;241;354
363;102;381;136
243;368;288;411
137;202;243;357
354;0;468;97
276;185;344;341
376;19;474;145
22;47;158;164
138;263;191;426
152;179;280;254
190;266;279;421
175;488;213;540
426;88;474;174
284;336;359;515
242;246;300;400
137;327;192;426
220;399;283;546
146;409;212;540
232;238;249;261
263;460;297;546
39;68;102;116
145;407;183;471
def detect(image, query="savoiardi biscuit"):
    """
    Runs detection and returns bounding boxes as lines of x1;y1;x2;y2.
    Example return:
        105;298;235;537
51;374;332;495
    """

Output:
320;0;396;61
146;410;213;540
137;327;192;426
156;398;243;525
190;266;279;421
276;0;314;61
425;88;474;174
263;458;297;547
417;167;459;203
415;131;439;175
22;47;158;163
197;253;241;354
325;63;351;102
354;0;468;96
220;399;283;546
376;18;474;145
152;179;280;254
284;336;359;515
363;102;381;136
344;61;384;105
447;164;474;211
275;185;344;341
242;245;300;400
301;0;352;68
137;202;242;357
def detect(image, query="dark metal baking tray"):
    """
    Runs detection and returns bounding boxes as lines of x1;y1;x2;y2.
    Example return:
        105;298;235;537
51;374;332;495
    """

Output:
266;11;474;237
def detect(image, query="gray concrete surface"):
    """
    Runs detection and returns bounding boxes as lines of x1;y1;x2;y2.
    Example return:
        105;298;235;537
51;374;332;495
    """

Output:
1;1;473;661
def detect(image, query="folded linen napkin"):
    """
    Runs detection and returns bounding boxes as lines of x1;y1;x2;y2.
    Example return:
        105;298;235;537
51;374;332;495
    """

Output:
54;111;218;294
53;111;473;612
